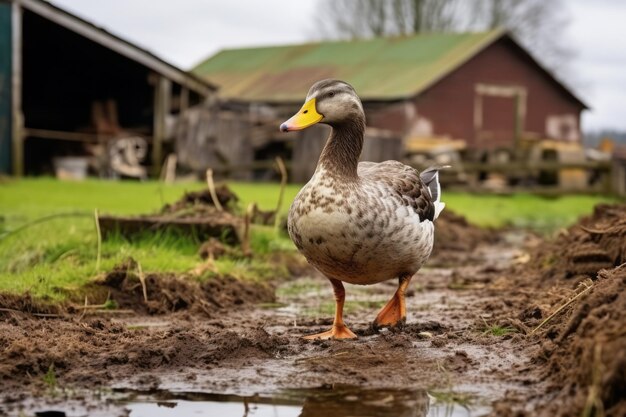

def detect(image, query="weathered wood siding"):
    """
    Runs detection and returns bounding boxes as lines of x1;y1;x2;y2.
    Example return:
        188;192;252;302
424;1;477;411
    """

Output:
176;106;254;180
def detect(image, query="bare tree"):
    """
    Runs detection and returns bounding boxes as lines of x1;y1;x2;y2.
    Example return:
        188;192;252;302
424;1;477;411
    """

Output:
314;0;573;81
314;0;461;39
466;0;573;74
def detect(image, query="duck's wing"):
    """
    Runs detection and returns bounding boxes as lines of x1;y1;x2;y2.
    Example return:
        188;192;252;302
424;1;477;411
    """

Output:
358;161;441;222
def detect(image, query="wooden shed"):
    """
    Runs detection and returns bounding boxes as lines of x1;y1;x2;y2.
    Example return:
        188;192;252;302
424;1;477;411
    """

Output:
192;30;588;181
0;0;216;176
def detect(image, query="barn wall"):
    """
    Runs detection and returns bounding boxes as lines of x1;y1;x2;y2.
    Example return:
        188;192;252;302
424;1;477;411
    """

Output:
412;37;584;149
0;2;12;174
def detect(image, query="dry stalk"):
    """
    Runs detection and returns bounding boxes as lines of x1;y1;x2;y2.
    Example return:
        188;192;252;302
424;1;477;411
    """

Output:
164;153;177;184
530;279;594;335
241;202;255;257
78;296;89;321
582;343;605;417
0;308;61;318
205;168;223;212
94;208;102;272
136;262;148;303
295;351;349;364
274;156;288;230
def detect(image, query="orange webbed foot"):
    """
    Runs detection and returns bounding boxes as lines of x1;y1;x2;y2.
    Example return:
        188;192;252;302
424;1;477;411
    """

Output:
372;293;406;330
303;324;357;340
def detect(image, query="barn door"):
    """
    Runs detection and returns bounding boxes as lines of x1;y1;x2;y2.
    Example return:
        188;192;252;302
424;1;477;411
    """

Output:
474;84;526;151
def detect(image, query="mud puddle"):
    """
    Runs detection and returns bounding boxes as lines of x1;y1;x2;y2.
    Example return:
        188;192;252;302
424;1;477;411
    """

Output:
25;386;489;417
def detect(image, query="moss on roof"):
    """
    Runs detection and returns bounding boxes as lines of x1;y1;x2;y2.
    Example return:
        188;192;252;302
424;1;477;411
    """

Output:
192;30;505;102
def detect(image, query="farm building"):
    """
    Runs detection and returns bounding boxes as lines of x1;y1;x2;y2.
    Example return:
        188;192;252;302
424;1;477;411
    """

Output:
0;0;216;177
191;30;588;182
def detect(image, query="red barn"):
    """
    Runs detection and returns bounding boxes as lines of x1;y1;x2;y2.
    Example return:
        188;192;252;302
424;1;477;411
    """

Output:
192;30;588;180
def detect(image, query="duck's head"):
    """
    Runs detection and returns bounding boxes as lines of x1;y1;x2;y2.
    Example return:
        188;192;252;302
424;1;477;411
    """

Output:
280;79;364;132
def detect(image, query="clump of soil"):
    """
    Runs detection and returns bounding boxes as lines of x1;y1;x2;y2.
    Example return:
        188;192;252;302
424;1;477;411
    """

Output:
0;317;292;393
492;203;626;417
161;185;239;215
0;293;61;317
535;266;626;417
530;204;626;283
431;210;499;260
91;258;275;315
98;185;244;244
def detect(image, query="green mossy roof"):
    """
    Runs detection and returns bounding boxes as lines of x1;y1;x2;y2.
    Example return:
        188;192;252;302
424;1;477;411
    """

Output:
192;30;505;102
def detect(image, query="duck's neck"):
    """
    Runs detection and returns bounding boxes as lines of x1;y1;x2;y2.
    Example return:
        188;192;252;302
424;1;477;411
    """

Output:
318;117;365;179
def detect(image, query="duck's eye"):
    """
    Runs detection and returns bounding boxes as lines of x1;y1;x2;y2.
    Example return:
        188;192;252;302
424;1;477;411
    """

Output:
328;91;335;98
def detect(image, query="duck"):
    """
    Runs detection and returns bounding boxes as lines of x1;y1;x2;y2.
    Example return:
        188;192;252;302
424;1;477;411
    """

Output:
281;79;445;340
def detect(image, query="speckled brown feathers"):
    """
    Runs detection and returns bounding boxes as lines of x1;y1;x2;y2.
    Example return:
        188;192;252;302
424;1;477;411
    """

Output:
358;161;435;222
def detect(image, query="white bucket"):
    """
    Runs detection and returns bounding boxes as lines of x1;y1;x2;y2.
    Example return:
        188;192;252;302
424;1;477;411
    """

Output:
53;157;89;180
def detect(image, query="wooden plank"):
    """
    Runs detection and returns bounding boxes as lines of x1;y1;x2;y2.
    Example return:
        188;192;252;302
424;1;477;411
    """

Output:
17;0;213;96
412;161;612;173
23;128;151;143
179;87;189;113
11;0;22;177
151;75;171;177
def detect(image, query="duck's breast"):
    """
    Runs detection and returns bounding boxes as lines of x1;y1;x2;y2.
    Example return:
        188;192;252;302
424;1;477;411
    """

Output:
288;178;434;285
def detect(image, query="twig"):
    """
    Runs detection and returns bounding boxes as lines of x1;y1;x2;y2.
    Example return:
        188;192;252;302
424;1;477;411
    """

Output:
78;296;88;321
94;208;102;272
274;156;288;231
530;280;594;335
136;262;148;303
0;212;91;241
79;309;135;315
205;169;223;212
295;351;350;363
582;343;605;417
241;202;255;257
0;308;62;318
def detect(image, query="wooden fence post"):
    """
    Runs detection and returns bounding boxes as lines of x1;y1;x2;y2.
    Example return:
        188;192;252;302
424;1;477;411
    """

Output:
151;75;171;178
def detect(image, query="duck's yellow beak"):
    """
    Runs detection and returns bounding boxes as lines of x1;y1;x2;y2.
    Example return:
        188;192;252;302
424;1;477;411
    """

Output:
280;98;323;132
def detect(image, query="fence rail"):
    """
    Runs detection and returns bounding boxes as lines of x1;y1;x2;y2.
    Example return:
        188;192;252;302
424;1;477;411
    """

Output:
202;158;626;196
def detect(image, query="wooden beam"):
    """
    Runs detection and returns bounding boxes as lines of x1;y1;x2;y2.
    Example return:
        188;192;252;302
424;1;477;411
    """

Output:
179;87;189;113
11;0;22;177
151;75;171;177
23;128;151;143
17;0;213;96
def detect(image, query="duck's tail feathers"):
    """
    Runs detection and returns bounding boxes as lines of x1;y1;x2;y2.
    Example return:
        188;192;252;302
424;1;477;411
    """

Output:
420;165;449;220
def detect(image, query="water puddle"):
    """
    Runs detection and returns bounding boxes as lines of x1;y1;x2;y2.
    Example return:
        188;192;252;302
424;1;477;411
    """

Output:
117;386;488;417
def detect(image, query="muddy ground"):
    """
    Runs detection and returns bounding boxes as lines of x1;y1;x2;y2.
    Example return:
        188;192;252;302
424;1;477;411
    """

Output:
1;205;625;417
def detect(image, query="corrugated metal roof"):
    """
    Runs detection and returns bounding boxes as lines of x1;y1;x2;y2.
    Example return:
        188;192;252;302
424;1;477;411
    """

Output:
192;30;506;102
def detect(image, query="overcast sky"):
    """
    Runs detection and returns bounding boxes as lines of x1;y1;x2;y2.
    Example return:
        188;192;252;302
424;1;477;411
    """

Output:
50;0;626;132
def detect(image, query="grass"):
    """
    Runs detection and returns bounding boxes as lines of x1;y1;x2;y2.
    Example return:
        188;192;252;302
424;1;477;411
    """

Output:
443;193;618;232
482;325;518;337
0;178;297;301
0;178;619;302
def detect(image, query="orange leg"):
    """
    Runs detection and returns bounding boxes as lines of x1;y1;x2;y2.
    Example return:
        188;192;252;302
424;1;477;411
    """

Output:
372;275;412;330
303;278;357;340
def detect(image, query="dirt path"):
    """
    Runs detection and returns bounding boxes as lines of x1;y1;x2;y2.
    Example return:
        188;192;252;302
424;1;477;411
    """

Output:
1;236;532;416
1;205;625;417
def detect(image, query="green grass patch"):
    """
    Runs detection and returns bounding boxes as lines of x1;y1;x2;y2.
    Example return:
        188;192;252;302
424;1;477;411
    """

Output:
0;178;619;302
0;178;297;301
482;325;518;337
444;193;618;232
